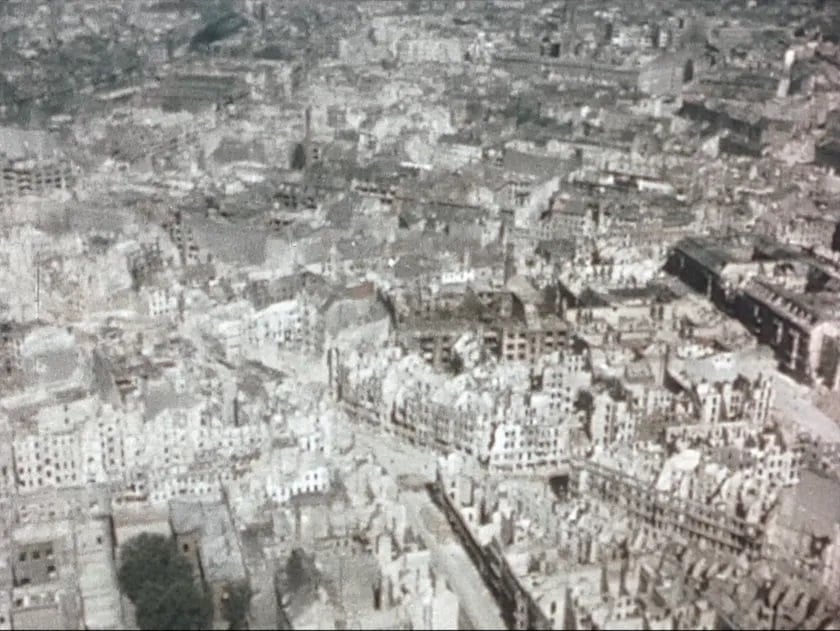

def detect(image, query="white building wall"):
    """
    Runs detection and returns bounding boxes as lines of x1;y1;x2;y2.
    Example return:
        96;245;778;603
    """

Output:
13;431;82;492
146;287;180;319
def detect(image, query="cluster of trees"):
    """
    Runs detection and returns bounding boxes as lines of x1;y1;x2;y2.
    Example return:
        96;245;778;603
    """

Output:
117;533;252;630
222;581;253;631
117;534;212;630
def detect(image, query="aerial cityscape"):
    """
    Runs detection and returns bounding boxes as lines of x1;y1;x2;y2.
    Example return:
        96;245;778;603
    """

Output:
1;0;840;629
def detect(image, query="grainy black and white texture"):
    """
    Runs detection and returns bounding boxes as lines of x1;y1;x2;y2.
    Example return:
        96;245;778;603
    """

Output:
0;1;839;629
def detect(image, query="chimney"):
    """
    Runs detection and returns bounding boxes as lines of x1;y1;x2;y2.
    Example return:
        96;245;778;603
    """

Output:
504;242;515;282
304;105;313;168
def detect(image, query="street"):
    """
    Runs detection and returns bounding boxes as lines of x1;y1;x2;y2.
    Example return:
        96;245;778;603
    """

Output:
351;427;506;630
773;373;840;442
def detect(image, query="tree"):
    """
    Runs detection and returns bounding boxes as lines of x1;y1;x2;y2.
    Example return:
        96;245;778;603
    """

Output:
134;578;212;631
291;143;306;170
285;548;317;592
573;390;594;417
118;534;191;602
515;98;541;127
278;548;319;602
117;533;212;631
449;353;464;376
680;18;708;48
221;580;252;630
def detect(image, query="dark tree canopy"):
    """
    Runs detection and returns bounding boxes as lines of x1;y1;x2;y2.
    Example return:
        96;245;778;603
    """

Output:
278;548;320;601
118;533;191;601
291;143;306;170
221;580;252;630
285;548;318;591
117;533;212;631
190;12;248;50
135;578;213;631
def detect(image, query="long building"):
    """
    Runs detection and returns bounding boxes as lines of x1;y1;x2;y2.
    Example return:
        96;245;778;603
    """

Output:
430;466;553;631
398;315;569;369
393;279;569;370
736;279;840;389
569;458;765;558
664;237;840;389
0;157;74;210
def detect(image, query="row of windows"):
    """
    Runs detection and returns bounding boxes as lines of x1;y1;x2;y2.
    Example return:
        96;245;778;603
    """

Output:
18;436;77;452
19;472;78;487
499;440;564;453
17;545;54;562
18;460;76;475
246;327;311;343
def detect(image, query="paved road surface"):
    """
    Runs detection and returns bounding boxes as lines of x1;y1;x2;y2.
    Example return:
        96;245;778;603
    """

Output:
352;429;506;630
773;373;840;442
353;429;438;482
402;490;507;631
